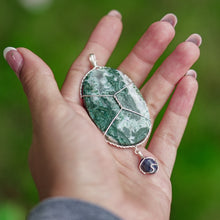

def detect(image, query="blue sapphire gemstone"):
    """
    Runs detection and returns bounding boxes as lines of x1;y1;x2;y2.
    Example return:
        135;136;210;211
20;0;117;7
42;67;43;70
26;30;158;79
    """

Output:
139;157;158;174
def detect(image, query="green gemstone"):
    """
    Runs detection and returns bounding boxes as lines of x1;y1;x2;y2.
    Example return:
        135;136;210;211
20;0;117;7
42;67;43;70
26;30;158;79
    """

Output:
81;67;151;147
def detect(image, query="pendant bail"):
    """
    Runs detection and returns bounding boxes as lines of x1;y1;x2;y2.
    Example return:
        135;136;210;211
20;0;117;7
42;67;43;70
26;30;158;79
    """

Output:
134;146;144;159
89;53;98;68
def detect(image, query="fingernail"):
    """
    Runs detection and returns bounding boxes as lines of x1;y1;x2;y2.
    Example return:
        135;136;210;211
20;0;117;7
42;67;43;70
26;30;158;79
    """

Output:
186;69;197;79
161;13;178;27
3;47;23;78
186;34;202;47
108;10;122;19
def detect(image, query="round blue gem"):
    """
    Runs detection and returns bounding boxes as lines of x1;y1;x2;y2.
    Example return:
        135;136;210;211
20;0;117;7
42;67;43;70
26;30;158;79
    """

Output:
140;157;158;174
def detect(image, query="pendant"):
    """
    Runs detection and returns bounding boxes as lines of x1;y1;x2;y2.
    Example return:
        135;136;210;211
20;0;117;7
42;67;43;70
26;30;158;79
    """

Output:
80;54;158;174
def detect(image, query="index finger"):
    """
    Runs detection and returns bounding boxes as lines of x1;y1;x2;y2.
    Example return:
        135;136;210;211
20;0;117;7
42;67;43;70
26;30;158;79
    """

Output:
61;10;123;105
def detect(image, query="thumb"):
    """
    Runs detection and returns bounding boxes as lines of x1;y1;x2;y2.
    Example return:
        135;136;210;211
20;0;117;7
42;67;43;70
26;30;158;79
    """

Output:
3;47;62;116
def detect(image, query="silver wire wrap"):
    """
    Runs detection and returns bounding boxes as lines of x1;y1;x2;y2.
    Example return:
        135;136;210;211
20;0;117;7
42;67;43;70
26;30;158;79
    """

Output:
80;54;152;149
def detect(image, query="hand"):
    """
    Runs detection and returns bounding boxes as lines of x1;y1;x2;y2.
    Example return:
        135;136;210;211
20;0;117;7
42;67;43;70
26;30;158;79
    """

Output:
4;11;201;220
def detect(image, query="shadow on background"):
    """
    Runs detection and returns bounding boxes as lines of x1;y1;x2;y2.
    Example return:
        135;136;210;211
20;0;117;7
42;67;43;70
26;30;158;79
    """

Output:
0;0;219;219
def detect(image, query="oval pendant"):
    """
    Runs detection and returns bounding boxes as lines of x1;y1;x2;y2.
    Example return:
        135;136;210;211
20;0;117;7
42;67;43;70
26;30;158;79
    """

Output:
80;55;152;148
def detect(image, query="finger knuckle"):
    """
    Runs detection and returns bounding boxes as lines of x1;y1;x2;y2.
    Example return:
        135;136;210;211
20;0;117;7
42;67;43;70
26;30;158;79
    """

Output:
155;129;179;150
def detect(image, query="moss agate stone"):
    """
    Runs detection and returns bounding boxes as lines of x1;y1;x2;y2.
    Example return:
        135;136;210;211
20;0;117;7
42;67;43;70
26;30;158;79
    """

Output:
81;67;151;147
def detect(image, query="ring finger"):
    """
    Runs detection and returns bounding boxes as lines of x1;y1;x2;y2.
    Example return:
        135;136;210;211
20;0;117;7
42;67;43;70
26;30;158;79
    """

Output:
141;34;201;122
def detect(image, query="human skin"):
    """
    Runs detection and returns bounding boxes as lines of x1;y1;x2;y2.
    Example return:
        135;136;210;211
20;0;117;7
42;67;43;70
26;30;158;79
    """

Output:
4;11;201;220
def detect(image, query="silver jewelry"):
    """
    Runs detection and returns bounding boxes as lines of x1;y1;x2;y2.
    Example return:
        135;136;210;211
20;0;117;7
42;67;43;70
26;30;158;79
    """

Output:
80;54;158;174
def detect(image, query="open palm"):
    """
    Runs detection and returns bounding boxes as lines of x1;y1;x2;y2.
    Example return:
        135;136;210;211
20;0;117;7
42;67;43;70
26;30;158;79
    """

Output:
7;11;200;220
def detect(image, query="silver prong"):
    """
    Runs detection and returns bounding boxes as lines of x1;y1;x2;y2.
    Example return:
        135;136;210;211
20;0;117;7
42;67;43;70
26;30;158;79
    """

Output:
89;53;98;68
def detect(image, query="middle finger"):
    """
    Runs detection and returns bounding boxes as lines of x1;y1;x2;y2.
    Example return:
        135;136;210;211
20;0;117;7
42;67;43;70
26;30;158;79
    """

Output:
118;13;177;88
